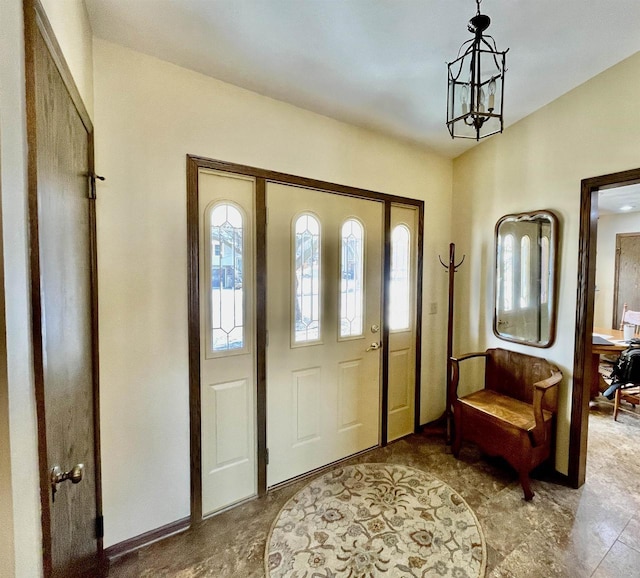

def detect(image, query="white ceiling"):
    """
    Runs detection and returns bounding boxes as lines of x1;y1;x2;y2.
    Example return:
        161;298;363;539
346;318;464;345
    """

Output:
84;0;640;159
599;183;640;216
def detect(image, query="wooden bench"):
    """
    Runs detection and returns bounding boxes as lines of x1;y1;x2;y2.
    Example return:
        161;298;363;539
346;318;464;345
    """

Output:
450;348;562;500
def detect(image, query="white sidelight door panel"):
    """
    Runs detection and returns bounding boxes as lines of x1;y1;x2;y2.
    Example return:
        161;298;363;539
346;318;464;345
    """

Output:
387;205;418;442
199;169;257;516
267;183;383;486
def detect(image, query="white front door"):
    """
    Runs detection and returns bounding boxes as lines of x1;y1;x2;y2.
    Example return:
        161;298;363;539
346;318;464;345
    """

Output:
387;204;418;442
199;169;257;516
266;183;383;486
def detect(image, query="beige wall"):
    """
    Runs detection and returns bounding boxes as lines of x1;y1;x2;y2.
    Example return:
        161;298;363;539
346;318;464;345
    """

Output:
594;211;640;330
452;51;640;475
93;39;453;547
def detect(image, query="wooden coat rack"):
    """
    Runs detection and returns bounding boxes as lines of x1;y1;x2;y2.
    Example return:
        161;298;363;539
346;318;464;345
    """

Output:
439;243;465;445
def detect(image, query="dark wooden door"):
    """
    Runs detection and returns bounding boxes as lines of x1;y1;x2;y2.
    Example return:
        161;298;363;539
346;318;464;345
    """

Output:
613;233;640;329
26;3;103;576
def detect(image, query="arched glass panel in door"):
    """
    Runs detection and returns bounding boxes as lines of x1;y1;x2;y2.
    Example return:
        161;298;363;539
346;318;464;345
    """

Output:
209;202;244;352
390;224;411;330
294;213;321;343
340;219;364;338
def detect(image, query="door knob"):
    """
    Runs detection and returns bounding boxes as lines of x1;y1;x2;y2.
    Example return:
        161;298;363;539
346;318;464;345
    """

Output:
51;464;84;501
366;342;381;352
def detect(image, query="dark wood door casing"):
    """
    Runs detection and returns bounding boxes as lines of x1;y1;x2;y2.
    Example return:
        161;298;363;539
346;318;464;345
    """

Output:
24;0;103;575
187;155;425;523
571;167;640;488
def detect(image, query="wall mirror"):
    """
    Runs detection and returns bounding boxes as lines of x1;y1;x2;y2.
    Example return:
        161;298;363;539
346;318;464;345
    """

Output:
494;210;559;347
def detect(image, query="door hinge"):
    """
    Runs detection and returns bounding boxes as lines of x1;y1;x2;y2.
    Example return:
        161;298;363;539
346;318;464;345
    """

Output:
265;448;269;465
95;515;104;539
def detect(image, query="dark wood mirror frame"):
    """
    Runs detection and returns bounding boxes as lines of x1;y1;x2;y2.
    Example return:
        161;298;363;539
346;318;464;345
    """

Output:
493;210;559;348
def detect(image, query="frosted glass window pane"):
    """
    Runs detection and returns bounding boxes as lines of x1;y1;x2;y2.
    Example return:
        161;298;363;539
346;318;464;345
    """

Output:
210;203;244;352
294;214;321;343
390;225;410;331
520;235;531;307
340;219;364;337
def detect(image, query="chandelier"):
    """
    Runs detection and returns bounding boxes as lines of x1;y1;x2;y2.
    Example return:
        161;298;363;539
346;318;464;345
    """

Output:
446;0;508;140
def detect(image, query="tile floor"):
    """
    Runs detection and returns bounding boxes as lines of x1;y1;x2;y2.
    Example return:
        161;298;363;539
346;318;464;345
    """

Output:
109;399;640;577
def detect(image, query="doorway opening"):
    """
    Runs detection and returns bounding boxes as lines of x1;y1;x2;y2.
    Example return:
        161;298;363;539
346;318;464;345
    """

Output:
611;231;640;330
570;167;640;487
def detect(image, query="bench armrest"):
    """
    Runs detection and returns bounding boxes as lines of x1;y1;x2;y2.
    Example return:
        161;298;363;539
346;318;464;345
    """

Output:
531;370;562;446
451;352;489;364
449;352;488;405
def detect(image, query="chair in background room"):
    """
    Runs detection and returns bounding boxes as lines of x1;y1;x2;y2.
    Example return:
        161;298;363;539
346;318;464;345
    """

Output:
607;308;640;419
614;385;640;421
619;303;640;335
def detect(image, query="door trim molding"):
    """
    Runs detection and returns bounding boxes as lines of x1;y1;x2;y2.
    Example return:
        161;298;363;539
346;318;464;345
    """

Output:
186;157;202;524
255;179;268;495
415;204;425;432
187;155;424;522
24;0;103;574
381;204;391;445
570;167;640;487
187;155;426;204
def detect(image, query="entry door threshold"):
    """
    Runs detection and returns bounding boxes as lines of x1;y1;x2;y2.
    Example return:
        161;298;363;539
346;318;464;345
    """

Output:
202;492;259;521
267;445;379;492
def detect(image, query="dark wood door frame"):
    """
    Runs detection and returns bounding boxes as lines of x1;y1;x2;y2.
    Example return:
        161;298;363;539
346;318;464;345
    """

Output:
187;155;424;524
24;0;104;574
570;167;640;488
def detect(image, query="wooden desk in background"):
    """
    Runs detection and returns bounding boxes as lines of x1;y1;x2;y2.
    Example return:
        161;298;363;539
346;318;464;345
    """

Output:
591;327;627;399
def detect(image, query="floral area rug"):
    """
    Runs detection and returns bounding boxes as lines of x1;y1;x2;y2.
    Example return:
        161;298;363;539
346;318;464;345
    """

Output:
265;463;486;577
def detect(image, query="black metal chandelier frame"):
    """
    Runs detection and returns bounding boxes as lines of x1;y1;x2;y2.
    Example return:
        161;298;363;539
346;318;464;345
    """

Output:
446;0;509;140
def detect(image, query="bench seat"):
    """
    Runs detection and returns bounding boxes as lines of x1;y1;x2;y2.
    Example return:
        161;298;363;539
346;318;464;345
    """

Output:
450;348;562;501
459;390;553;433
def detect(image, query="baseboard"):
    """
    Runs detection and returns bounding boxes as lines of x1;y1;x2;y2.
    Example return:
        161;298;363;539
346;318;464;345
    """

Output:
420;413;447;435
534;465;571;488
104;516;191;562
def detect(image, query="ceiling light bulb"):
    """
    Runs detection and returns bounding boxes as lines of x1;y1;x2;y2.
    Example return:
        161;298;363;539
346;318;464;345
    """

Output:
461;84;469;115
488;78;496;111
620;205;634;211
